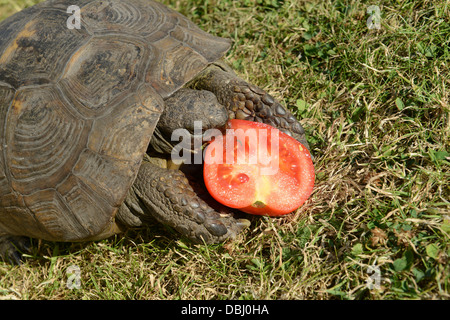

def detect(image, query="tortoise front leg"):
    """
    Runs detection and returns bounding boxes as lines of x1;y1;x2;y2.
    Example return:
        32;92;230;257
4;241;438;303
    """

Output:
117;157;250;244
189;61;310;150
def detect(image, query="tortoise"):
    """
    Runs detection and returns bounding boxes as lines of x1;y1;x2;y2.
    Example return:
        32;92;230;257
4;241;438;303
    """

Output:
0;0;310;264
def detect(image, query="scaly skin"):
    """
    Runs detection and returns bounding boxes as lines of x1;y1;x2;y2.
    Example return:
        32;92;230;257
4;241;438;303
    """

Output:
115;62;310;245
118;155;250;244
0;236;30;265
189;61;310;150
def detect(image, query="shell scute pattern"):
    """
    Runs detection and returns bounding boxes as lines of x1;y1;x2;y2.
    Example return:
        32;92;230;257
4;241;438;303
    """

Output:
58;36;149;115
0;0;230;241
6;86;88;194
0;10;91;89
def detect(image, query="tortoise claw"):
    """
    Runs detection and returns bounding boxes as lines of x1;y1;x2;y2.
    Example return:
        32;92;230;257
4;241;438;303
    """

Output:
205;221;228;237
236;218;251;230
128;160;250;244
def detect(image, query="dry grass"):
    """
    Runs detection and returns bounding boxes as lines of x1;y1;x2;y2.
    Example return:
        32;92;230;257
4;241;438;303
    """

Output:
0;0;449;300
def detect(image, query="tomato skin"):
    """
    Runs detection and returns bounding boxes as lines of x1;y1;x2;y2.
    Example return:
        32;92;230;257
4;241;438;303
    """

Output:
203;119;314;216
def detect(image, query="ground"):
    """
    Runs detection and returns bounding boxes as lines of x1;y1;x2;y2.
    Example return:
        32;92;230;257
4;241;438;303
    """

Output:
0;0;448;299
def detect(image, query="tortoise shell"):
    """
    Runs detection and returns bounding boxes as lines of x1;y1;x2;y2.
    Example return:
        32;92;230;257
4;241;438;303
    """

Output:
0;0;231;241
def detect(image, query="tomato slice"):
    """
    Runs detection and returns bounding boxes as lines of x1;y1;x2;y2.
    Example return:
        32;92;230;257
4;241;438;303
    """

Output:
203;119;314;216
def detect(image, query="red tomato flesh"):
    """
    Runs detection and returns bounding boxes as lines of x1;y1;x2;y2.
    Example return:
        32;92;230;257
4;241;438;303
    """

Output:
203;119;314;216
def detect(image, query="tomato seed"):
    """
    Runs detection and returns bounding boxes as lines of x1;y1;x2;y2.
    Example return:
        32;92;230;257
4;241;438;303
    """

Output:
238;173;249;183
228;173;249;188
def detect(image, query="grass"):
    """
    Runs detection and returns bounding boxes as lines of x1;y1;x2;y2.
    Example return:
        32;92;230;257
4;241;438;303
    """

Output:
0;0;449;300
